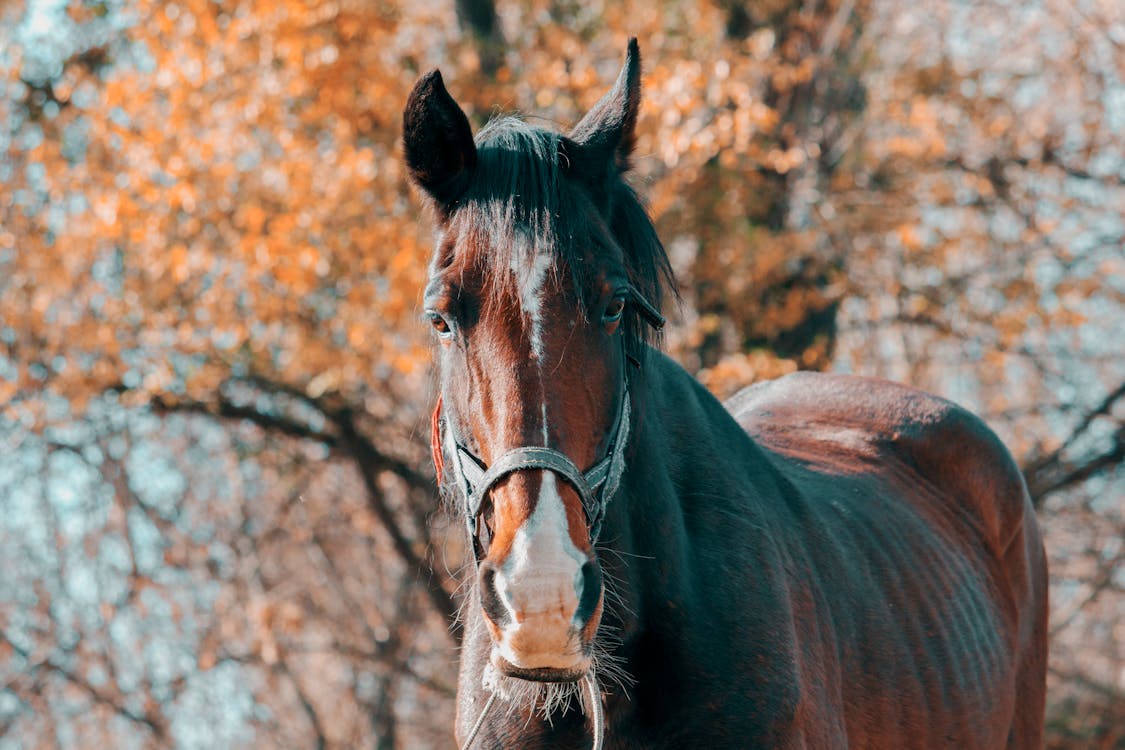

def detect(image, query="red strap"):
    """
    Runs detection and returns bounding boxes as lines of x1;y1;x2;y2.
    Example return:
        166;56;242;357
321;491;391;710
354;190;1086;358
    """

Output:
430;395;444;484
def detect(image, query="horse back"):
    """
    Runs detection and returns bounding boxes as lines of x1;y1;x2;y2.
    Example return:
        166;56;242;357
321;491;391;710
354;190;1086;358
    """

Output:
727;372;1030;553
725;371;1047;748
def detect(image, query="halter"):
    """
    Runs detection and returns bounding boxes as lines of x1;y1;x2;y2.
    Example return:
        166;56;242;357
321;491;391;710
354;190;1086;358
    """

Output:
432;285;662;551
439;371;629;551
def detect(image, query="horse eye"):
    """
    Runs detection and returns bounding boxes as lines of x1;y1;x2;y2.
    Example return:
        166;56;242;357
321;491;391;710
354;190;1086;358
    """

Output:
603;295;626;324
426;311;452;337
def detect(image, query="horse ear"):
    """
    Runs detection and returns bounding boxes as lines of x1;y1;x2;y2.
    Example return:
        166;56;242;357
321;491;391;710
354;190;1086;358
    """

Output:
568;38;642;173
403;70;477;208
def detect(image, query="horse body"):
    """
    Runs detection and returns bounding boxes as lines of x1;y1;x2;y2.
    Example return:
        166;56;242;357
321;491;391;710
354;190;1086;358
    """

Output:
728;370;1047;748
402;39;1046;750
456;357;1047;748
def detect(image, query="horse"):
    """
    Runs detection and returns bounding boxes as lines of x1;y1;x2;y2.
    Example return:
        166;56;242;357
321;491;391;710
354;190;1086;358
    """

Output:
402;39;1048;750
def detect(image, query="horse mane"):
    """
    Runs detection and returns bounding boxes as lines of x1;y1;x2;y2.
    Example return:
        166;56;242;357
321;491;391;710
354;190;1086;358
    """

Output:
454;115;674;354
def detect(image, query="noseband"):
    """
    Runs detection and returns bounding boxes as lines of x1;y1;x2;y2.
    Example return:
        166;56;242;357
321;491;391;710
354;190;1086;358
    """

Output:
439;370;629;549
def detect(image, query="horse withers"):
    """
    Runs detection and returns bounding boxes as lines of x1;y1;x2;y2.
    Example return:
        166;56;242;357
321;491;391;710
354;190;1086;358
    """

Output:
402;39;1048;750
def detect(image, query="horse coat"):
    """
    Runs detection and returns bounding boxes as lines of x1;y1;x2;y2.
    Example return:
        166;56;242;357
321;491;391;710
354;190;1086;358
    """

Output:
402;38;1048;750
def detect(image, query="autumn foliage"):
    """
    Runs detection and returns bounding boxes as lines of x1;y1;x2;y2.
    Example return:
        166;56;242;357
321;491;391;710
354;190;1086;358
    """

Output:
2;0;1123;746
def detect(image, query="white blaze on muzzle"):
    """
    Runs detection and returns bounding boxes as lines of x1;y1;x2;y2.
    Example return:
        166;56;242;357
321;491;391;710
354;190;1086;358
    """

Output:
493;472;588;668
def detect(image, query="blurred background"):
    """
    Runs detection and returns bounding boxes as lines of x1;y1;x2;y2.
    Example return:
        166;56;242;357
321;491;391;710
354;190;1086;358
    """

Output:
1;0;1123;747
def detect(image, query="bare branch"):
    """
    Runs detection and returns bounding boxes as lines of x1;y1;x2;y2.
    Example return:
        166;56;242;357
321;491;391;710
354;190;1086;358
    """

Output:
151;394;339;448
0;632;169;741
331;409;458;627
454;0;503;75
1048;665;1125;703
1023;381;1125;504
274;653;327;750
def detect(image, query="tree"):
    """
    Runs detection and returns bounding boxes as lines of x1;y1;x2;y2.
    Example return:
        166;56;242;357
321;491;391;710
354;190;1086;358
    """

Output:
2;0;1122;745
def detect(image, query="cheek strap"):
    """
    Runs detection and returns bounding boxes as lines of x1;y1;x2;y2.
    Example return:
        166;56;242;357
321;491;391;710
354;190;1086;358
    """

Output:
431;395;445;485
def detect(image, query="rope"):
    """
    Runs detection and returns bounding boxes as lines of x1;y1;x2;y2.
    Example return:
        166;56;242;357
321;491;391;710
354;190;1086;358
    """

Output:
459;690;496;750
585;672;605;750
459;672;606;750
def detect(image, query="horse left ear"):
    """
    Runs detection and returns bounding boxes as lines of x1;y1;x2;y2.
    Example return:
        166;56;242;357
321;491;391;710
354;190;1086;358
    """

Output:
567;38;642;174
403;69;477;210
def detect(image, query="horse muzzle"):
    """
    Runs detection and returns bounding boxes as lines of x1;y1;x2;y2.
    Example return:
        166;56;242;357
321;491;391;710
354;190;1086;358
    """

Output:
477;556;604;679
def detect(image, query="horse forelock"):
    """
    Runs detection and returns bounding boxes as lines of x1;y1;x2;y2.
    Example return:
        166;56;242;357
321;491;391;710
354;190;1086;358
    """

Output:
437;115;673;353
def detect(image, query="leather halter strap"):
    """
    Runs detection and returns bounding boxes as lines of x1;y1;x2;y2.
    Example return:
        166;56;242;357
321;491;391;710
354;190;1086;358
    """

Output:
437;367;630;545
431;395;446;485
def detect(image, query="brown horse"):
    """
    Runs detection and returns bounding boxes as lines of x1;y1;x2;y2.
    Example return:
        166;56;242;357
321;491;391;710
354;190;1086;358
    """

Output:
403;39;1048;750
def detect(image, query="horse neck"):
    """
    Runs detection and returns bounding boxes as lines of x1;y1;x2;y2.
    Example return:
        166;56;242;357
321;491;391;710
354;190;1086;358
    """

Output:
614;344;768;532
598;346;774;637
454;348;790;744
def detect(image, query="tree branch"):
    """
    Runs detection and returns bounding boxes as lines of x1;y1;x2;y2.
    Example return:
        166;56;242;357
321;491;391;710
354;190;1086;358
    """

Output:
274;652;327;750
331;408;458;628
1049;539;1125;638
1;632;169;741
455;0;503;75
1048;665;1125;703
1025;428;1125;505
151;394;339;448
152;381;458;630
1023;380;1125;505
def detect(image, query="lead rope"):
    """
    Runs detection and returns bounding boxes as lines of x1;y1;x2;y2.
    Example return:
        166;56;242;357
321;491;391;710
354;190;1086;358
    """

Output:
458;672;605;750
458;690;497;750
585;671;605;750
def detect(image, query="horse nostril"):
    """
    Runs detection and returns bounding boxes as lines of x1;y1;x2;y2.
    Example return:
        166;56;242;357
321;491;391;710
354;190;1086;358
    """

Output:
477;560;511;628
574;560;604;626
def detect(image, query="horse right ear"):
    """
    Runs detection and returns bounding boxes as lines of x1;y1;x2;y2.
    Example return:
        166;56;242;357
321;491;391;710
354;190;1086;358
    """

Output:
403;70;477;209
567;38;642;175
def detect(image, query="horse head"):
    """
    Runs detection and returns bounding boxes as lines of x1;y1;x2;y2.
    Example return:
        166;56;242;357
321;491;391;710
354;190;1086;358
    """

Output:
404;39;669;686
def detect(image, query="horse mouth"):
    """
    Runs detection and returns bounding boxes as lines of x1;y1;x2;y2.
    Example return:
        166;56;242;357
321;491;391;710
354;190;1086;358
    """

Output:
491;654;588;683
